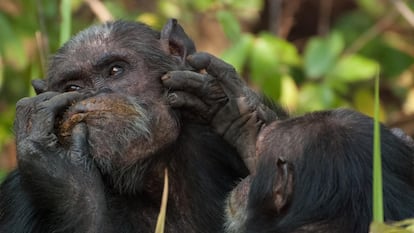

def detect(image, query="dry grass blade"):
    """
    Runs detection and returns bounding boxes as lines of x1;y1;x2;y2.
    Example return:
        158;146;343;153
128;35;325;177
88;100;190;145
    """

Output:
155;168;169;233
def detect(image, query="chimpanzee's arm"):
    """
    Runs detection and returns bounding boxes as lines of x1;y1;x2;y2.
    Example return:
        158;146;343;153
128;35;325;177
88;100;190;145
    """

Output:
162;52;284;171
11;91;108;232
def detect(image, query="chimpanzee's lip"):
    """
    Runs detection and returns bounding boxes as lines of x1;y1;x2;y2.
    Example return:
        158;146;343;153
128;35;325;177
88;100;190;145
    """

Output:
57;95;137;137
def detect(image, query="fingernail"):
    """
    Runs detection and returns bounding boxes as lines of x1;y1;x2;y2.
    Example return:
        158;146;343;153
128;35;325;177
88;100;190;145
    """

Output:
167;93;177;102
161;74;170;81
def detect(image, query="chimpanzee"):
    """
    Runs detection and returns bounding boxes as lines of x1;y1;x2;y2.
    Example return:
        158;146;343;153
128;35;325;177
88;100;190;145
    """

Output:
0;20;254;233
163;54;414;232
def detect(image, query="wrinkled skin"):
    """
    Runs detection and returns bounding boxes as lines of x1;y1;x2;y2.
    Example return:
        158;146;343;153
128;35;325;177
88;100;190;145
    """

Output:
14;91;106;232
0;20;247;233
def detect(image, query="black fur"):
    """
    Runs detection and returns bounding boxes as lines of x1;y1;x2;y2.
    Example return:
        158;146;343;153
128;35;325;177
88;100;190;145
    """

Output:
244;109;414;233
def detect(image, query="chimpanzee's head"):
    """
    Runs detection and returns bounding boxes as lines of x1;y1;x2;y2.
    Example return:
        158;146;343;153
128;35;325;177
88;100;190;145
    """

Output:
32;20;196;189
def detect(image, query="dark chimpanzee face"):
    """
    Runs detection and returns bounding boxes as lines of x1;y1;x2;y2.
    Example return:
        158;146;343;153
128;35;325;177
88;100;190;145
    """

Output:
39;21;186;176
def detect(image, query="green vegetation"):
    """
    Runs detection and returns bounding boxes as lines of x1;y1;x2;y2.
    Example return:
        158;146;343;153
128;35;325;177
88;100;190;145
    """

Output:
1;0;414;231
373;69;383;223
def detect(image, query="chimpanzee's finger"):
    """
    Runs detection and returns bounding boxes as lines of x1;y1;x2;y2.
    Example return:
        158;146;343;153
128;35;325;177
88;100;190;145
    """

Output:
68;123;89;165
162;71;206;92
14;92;61;139
167;91;210;115
32;79;48;95
31;92;84;135
187;52;245;98
162;71;227;101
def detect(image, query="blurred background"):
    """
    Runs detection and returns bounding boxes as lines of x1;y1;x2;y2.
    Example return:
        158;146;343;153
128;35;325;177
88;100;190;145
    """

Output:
0;0;413;178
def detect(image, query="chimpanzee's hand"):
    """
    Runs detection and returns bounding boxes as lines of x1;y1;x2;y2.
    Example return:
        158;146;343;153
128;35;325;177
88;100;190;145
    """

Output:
14;91;106;229
162;52;279;171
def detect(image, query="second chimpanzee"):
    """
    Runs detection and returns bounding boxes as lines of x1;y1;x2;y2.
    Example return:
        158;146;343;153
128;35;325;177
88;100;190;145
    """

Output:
163;53;414;232
0;20;252;233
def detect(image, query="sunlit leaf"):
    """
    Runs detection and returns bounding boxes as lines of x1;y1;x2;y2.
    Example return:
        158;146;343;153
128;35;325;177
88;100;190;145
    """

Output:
216;11;241;42
191;0;215;11
279;75;299;111
137;13;160;28
249;32;301;100
329;54;378;82
258;33;301;66
297;83;346;113
304;31;344;79
353;88;386;121
403;89;414;114
221;34;254;72
250;35;282;100
159;1;181;18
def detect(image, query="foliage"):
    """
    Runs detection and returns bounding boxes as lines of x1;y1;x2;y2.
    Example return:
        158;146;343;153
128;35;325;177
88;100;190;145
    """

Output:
1;0;414;230
2;0;412;155
0;0;410;164
220;16;386;115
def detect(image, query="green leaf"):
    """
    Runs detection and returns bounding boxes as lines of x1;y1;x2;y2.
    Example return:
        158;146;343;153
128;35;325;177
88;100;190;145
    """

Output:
304;32;344;79
329;54;378;82
334;11;374;45
279;75;299;111
258;33;301;66
249;33;301;100
216;11;241;42
249;35;281;100
221;34;254;72
159;1;181;18
374;44;414;78
353;88;386;121
298;83;347;113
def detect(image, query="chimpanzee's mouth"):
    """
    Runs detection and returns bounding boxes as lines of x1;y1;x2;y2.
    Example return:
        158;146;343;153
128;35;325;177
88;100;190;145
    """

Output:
57;94;140;138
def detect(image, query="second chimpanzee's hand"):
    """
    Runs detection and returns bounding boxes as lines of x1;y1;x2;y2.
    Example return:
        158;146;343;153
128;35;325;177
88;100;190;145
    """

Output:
162;52;278;171
14;90;106;230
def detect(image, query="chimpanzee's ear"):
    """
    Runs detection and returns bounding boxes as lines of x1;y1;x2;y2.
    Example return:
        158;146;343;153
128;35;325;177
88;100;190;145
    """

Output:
160;19;196;64
32;79;47;95
272;157;294;213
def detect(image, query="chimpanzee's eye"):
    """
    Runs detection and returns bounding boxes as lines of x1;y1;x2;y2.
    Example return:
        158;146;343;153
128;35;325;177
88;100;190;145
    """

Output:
109;65;124;77
64;85;81;92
